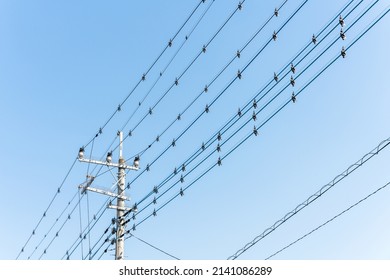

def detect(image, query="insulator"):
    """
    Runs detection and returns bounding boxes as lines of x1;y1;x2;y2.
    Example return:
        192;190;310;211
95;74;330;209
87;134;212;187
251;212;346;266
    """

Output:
253;99;257;109
252;111;257;121
291;63;296;74
272;31;277;41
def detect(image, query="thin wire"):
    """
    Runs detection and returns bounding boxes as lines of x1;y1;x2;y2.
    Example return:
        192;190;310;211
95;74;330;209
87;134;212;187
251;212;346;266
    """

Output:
16;157;77;259
25;1;210;259
26;190;79;260
83;225;113;260
227;135;390;259
85;139;95;259
82;0;207;149
80;0;386;260
124;0;289;172
38;193;82;260
77;189;84;259
64;199;110;259
125;234;181;260
126;0;308;195
122;0;248;142
120;0;216;133
227;8;390;260
266;181;390;260
122;11;388;238
126;0;348;212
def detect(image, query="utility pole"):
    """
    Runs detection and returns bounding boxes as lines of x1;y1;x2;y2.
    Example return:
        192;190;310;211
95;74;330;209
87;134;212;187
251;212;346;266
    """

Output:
78;131;139;260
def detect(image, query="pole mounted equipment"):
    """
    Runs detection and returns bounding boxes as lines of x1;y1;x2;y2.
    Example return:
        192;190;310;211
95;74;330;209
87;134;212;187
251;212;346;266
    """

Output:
78;131;139;260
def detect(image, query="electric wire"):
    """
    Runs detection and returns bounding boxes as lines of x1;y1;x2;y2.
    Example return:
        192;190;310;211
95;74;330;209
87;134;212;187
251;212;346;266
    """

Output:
125;0;309;199
121;0;290;174
77;189;84;259
16;2;207;259
228;136;390;259
82;0;208;149
27;1;385;260
85;139;95;259
120;9;388;238
227;8;390;260
61;0;384;260
119;0;216;133
120;0;248;143
63;197;113;259
266;180;390;260
124;0;359;213
16;157;77;259
38;192;83;260
83;224;114;260
26;190;79;260
125;233;181;260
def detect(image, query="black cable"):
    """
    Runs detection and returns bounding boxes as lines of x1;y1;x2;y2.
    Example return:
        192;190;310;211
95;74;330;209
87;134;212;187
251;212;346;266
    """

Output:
119;0;216;134
122;9;388;238
266;181;390;259
121;0;248;142
125;234;181;260
125;0;355;212
26;190;79;260
17;0;208;258
16;157;77;259
126;0;308;198
82;0;208;149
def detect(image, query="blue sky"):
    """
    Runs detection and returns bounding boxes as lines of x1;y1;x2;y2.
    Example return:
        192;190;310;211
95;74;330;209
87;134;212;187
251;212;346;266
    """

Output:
1;0;389;260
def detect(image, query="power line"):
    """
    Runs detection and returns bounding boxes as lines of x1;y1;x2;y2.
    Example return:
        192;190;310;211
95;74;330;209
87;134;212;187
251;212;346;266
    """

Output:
82;0;208;149
126;0;290;172
26;190;80;260
15;1;208;260
125;0;309;196
38;193;82;260
266;180;390;259
120;8;388;242
124;0;361;217
120;0;248;144
16;157;77;260
125;234;181;260
227;133;390;259
119;0;216;133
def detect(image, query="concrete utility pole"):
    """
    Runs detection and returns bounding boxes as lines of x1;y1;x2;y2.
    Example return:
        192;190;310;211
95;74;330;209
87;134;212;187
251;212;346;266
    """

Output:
78;131;139;260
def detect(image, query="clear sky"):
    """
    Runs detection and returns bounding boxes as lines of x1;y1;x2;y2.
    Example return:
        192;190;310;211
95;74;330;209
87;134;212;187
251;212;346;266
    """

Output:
1;0;389;260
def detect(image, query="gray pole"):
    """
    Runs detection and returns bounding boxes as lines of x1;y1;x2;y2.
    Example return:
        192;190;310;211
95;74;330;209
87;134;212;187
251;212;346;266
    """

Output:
78;131;138;260
116;131;125;260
